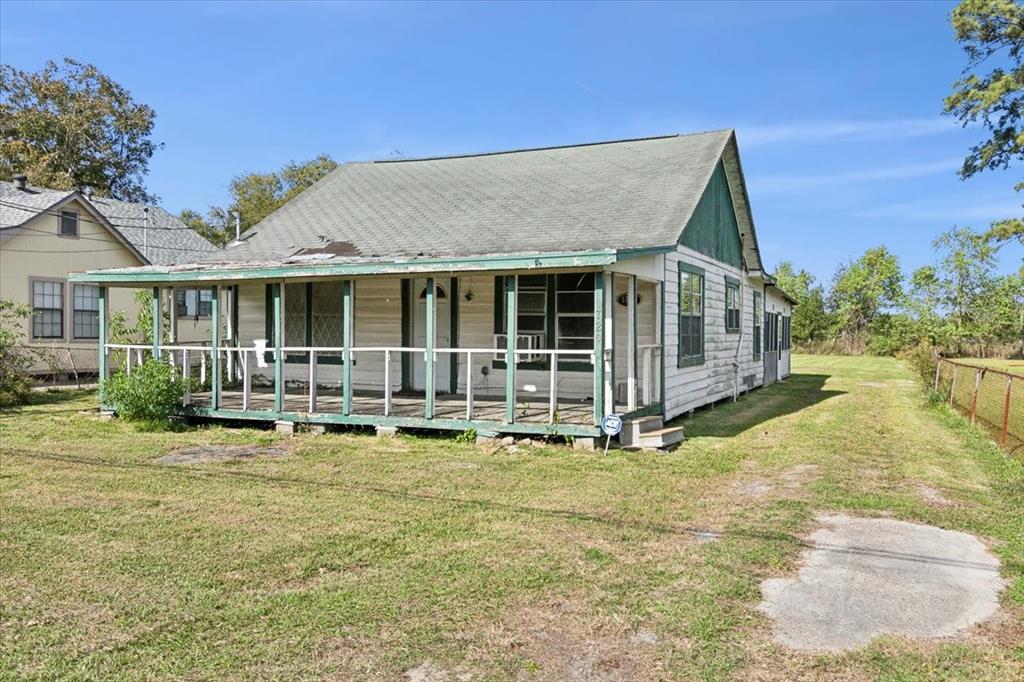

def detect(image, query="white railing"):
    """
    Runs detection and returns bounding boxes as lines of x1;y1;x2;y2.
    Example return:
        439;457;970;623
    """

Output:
637;344;662;407
102;342;606;424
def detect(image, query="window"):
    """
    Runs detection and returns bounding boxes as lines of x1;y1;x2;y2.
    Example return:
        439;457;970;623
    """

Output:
277;281;345;364
753;291;762;360
59;210;78;237
555;272;594;352
72;284;99;339
678;263;704;367
175;288;213;319
493;273;594;370
764;311;780;352
725;277;741;333
31;280;64;339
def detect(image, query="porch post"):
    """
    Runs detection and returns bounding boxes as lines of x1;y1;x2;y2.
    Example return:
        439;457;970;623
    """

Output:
505;275;517;423
593;272;605;424
627;275;637;412
609;273;615;414
210;286;221;410
273;283;284;413
168;288;178;343
98;286;107;405
342;279;353;416
424;277;436;419
151;286;161;358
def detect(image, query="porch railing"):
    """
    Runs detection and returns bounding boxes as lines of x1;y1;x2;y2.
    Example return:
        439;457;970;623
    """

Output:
102;342;609;425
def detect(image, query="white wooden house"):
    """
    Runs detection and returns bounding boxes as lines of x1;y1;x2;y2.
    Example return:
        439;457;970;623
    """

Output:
72;131;794;446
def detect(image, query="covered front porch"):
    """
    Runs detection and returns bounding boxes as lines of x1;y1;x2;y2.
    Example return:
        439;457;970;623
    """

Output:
79;255;664;438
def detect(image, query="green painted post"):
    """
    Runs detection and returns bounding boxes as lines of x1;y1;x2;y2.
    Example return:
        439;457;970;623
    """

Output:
342;279;353;416
659;280;666;418
98;286;107;407
593;272;605;425
151;287;161;358
424;277;435;419
449;277;459;395
505;275;517;423
608;273;615;414
210;286;220;410
273;283;284;413
632;274;638;411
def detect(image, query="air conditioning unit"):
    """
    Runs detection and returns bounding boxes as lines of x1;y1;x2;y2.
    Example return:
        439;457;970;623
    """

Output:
493;333;546;363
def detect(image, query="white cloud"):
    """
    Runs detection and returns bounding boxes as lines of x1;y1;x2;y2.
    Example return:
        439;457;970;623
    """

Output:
854;199;1022;222
752;158;962;194
738;118;962;147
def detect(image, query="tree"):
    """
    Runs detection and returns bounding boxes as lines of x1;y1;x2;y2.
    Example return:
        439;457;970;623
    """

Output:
772;261;831;343
828;247;904;346
180;154;338;246
944;0;1024;246
0;58;159;202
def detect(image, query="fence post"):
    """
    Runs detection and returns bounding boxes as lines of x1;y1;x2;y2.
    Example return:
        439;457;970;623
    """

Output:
1002;376;1013;447
933;359;941;391
949;365;958;407
970;368;982;423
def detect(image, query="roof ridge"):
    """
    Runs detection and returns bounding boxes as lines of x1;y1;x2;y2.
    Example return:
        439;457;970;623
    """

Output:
371;129;733;164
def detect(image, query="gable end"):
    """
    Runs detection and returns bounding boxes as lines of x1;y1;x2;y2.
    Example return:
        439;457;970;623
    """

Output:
679;160;743;269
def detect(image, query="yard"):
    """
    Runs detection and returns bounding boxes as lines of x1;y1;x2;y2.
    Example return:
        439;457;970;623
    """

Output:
1;355;1021;680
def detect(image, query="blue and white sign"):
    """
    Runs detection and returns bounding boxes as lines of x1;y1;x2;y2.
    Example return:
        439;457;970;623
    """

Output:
601;413;623;436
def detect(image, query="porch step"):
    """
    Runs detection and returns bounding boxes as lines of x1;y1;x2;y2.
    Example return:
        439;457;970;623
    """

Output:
619;416;685;450
636;426;685;450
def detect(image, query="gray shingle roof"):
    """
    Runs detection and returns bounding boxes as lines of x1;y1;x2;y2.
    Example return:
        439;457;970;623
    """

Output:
207;130;763;269
0;181;216;265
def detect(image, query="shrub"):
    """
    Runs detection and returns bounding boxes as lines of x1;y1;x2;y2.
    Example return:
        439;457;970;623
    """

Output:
0;299;36;408
900;340;941;392
102;359;189;425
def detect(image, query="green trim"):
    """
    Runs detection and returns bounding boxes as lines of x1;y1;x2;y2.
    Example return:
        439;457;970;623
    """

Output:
449;277;459;395
593;271;605;424
679;160;743;268
621;403;663;420
659;279;665;419
210;287;221;410
752;290;762;361
264;284;275;364
504;275;517;423
724;275;741;334
400;279;412;391
272;283;284;413
615;245;675;259
342;279;353;416
70;250;622;284
677;262;705;368
151;287;161;357
178;406;601;438
230;284;239;342
98;286;107;407
425;277;435;419
608;272;616;413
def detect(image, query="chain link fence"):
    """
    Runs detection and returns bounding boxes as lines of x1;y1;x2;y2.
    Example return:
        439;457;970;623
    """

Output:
935;358;1023;457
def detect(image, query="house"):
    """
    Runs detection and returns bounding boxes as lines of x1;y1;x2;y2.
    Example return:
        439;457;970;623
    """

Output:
0;176;217;374
71;130;795;447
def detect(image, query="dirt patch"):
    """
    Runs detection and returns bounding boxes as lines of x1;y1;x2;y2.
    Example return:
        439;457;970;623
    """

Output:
759;514;1006;652
155;444;290;465
916;483;962;508
734;479;772;496
404;661;473;681
779;464;820;490
490;602;663;681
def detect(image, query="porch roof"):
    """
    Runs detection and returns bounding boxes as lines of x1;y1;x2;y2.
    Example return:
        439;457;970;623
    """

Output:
68;247;661;285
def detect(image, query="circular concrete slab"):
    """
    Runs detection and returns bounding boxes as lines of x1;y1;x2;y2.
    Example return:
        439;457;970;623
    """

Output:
759;514;1005;651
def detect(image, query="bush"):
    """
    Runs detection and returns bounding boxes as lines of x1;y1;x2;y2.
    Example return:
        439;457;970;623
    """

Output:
102;359;189;425
0;299;36;408
900;340;941;391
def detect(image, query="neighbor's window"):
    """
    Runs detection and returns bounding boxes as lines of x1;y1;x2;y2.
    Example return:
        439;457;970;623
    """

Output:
752;291;762;360
725;277;740;333
72;284;100;339
678;263;704;367
31;280;64;339
175;288;213;318
59;210;79;237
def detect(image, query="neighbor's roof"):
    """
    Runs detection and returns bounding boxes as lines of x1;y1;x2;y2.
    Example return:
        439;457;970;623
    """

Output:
0;181;216;266
202;130;764;271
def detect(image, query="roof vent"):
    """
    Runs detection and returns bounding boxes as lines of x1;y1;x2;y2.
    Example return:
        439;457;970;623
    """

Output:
13;174;28;190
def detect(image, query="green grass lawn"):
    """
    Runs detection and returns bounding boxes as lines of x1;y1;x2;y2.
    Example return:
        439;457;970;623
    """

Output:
2;355;1022;680
956;357;1024;375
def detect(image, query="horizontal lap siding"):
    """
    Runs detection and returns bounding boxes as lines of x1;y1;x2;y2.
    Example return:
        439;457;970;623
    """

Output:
664;245;764;420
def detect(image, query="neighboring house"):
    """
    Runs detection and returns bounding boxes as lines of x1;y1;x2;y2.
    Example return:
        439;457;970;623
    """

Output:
73;130;795;447
0;176;217;374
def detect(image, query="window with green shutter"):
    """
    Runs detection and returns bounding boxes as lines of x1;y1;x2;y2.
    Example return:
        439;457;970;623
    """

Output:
678;262;705;367
752;291;762;360
725;276;740;333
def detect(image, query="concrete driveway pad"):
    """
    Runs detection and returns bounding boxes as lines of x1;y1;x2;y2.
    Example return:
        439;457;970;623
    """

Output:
759;514;1005;651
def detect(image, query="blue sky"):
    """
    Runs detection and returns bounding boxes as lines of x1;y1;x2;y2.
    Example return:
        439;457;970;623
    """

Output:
1;0;1019;282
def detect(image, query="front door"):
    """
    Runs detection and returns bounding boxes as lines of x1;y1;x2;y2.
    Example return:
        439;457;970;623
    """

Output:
411;277;451;392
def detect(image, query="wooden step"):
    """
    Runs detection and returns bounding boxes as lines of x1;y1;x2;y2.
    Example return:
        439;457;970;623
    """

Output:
619;415;665;447
631;415;664;434
637;426;685;449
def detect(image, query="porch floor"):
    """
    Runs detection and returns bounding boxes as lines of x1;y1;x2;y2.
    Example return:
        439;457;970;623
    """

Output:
187;387;596;426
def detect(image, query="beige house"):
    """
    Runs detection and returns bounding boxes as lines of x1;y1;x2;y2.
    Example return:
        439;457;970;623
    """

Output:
0;176;217;374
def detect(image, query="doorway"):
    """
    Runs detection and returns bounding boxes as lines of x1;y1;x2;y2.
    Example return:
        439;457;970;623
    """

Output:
411;277;452;392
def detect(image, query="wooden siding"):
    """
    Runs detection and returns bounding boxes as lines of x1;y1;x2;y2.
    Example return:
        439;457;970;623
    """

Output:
663;244;764;419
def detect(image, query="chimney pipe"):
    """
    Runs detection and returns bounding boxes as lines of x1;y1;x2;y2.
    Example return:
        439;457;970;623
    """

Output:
13;174;27;190
235;211;241;242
